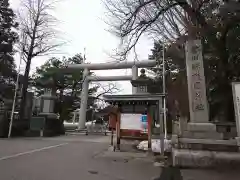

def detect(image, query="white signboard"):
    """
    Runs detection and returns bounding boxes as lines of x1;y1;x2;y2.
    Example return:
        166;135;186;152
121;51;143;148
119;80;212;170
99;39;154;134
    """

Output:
120;114;142;130
232;83;240;136
185;39;209;123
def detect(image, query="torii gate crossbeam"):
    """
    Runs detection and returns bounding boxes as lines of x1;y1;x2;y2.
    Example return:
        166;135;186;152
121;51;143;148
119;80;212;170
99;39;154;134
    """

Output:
64;60;156;129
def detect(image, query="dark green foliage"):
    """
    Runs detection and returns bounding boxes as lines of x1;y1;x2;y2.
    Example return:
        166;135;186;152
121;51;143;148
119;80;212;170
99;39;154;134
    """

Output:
0;0;18;101
31;54;99;121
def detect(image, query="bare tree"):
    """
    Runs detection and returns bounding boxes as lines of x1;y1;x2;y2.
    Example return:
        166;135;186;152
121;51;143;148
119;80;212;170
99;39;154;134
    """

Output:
103;0;240;57
103;0;191;58
18;0;64;121
90;81;121;110
93;82;121;98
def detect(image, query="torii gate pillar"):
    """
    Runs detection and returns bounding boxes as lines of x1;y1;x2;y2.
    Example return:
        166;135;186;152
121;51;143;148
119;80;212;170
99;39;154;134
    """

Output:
78;68;89;129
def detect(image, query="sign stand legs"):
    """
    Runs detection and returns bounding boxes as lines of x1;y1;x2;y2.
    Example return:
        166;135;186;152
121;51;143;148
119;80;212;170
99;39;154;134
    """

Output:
40;130;43;137
147;111;152;150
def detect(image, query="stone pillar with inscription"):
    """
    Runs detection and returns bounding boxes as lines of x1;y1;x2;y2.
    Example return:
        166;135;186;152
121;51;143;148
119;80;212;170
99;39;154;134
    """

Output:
184;39;223;139
172;40;237;168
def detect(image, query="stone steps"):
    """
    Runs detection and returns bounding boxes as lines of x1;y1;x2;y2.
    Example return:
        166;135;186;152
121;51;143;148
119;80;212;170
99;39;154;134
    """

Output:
173;137;239;152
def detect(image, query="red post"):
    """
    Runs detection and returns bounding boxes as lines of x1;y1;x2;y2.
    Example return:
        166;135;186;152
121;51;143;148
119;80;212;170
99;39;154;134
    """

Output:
109;115;114;146
116;111;121;150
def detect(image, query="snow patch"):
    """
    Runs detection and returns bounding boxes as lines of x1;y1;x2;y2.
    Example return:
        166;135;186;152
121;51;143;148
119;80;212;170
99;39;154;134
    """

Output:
137;139;172;153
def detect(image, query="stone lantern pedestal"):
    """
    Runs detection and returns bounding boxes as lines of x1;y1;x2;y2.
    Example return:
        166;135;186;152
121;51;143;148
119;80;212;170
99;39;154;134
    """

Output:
38;88;63;136
28;78;64;137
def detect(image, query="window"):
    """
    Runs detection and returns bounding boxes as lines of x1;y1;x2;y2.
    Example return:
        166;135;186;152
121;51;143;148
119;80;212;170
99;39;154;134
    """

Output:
139;86;147;92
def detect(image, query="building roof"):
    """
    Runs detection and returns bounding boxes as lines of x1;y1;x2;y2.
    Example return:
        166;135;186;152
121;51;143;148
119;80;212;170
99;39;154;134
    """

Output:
103;94;164;105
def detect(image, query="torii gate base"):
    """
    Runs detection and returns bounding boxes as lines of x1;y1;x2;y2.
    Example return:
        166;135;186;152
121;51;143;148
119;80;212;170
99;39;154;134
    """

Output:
65;60;156;130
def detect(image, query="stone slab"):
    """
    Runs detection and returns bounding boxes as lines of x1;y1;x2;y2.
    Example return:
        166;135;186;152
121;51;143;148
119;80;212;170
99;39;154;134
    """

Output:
179;143;238;152
39;113;58;119
187;123;216;132
172;148;240;168
182;131;223;140
178;138;237;146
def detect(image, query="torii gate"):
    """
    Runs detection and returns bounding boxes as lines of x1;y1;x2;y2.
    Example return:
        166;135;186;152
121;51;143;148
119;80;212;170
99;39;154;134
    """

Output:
65;60;156;129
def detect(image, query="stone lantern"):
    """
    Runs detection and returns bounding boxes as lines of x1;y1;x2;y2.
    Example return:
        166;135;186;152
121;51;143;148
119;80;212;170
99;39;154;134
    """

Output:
38;77;57;117
37;77;63;136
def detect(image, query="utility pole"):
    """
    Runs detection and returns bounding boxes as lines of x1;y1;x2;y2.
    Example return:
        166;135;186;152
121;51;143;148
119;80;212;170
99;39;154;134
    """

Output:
157;43;166;156
162;43;167;139
8;47;24;138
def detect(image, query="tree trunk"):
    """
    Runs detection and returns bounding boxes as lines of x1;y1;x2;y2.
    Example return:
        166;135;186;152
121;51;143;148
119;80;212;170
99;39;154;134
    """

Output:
216;41;234;122
18;56;32;133
18;17;38;131
59;88;64;122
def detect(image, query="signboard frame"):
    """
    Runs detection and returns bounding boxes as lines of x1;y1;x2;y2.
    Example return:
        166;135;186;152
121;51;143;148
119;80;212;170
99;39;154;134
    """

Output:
231;82;240;137
120;113;149;133
120;113;142;130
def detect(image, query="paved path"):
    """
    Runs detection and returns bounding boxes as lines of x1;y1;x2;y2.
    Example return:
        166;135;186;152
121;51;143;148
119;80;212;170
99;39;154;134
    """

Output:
0;135;159;180
1;135;240;180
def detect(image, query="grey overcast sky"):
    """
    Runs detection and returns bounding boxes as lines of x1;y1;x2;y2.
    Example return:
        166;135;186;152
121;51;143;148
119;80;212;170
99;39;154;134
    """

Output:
9;0;153;94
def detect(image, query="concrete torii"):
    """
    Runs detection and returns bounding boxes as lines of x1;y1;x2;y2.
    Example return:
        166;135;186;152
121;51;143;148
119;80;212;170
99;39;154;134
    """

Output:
66;60;156;129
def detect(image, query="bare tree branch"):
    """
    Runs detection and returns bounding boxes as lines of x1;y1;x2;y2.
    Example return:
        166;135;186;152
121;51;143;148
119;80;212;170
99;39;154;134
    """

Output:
18;0;65;60
92;82;121;98
103;0;191;59
104;0;236;59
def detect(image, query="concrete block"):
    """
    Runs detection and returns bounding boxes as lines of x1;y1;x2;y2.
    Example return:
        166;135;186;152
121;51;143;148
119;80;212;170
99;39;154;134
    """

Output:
223;132;237;140
232;127;237;134
217;126;227;133
187;123;216;132
235;137;240;151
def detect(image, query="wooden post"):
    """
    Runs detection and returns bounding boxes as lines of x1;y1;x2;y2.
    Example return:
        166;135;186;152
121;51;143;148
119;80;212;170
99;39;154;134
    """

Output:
116;110;121;150
147;110;152;150
40;130;43;137
111;128;114;146
109;114;115;146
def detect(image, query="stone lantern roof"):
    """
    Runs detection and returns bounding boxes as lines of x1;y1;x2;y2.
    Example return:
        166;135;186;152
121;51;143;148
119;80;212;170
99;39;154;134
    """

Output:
131;69;155;87
131;69;162;93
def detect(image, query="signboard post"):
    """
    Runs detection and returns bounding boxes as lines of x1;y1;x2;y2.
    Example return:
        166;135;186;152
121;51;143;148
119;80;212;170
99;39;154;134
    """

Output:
30;117;46;137
232;83;240;137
